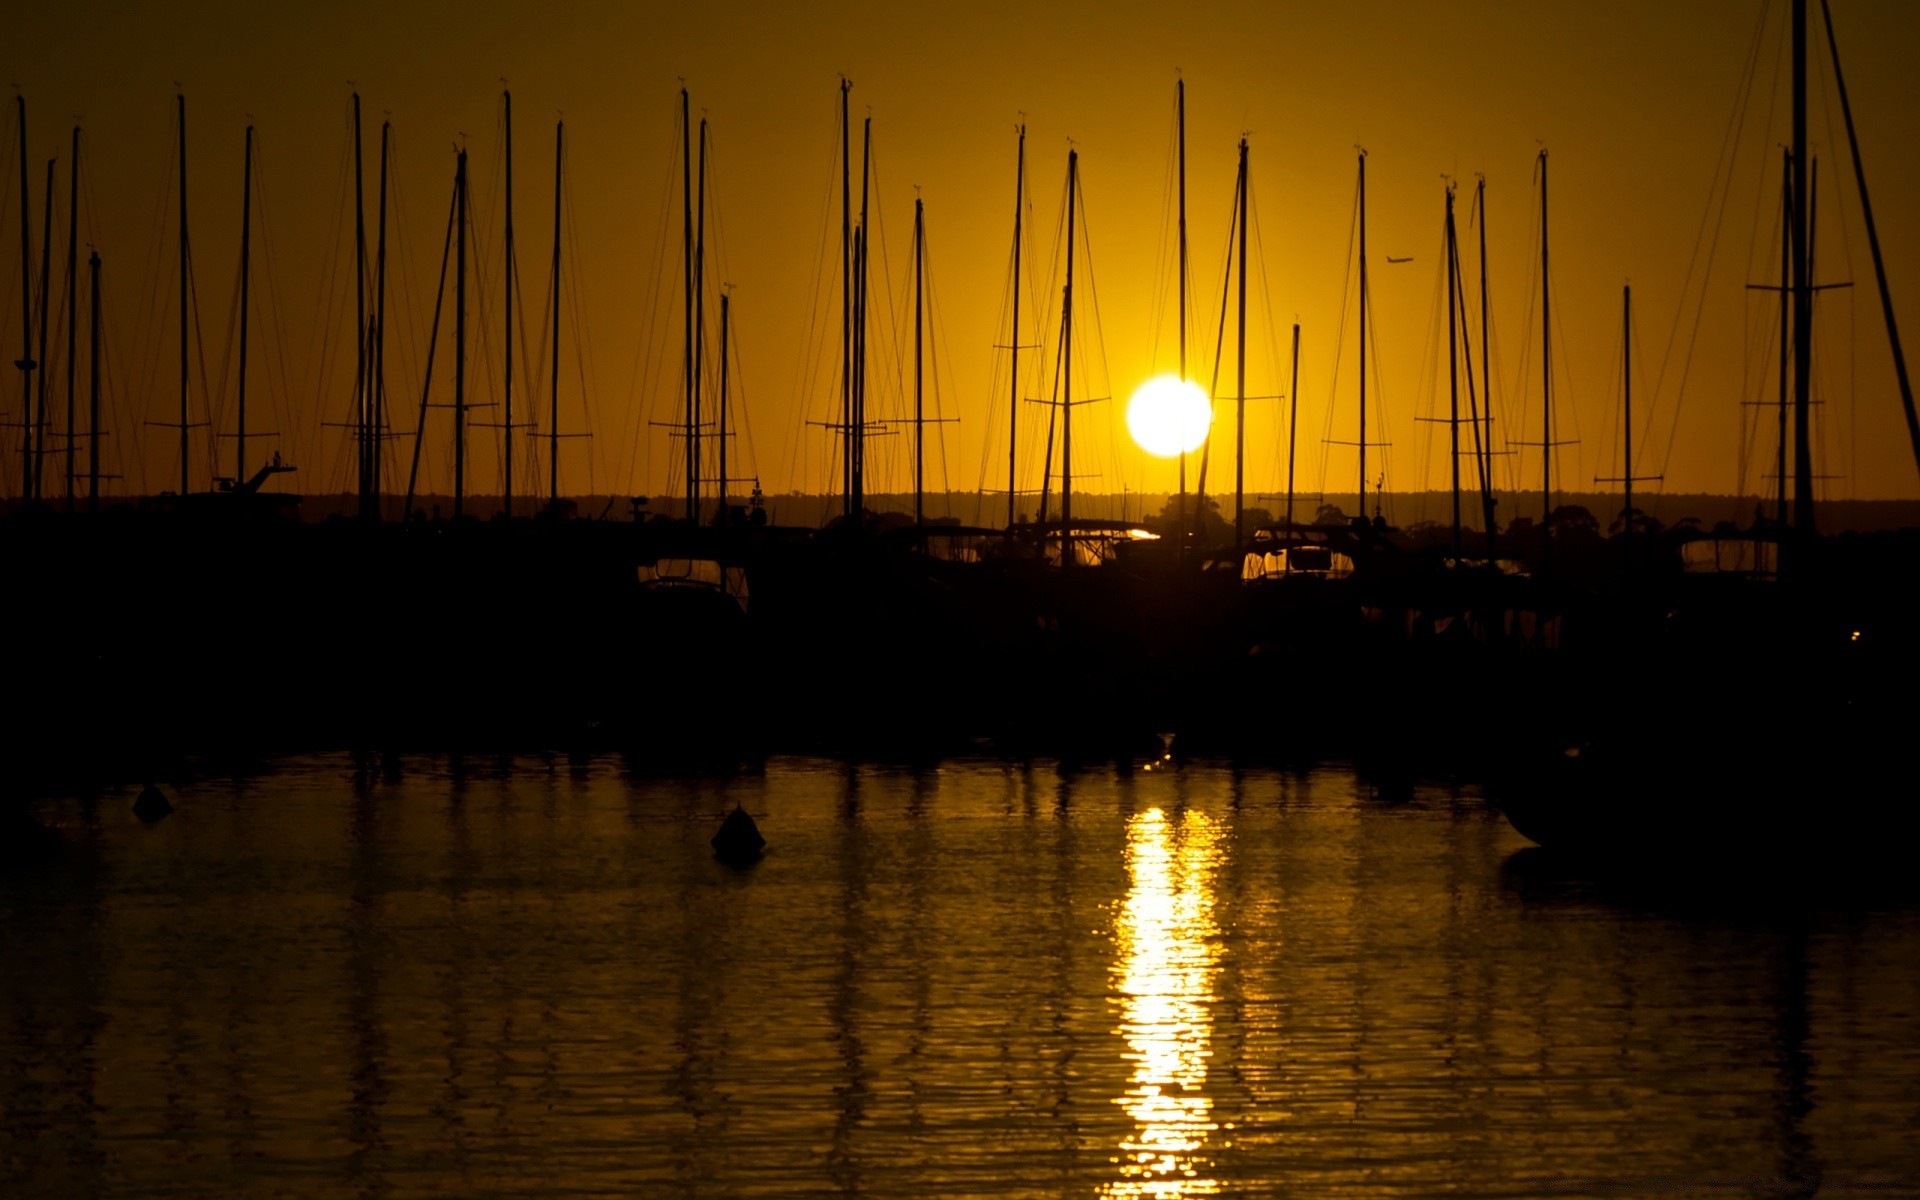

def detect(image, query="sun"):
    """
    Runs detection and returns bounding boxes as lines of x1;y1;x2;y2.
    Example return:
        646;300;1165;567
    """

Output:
1127;376;1212;458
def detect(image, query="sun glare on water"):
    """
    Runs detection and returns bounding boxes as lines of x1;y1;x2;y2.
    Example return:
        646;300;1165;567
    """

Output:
1127;376;1212;458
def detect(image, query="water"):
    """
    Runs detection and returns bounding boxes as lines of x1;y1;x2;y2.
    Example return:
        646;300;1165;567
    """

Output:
5;755;1919;1198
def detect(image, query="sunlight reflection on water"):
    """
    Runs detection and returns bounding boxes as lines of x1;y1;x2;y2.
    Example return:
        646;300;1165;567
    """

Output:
1107;806;1223;1197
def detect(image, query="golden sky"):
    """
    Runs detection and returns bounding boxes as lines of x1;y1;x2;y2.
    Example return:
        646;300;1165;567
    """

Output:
5;0;1918;507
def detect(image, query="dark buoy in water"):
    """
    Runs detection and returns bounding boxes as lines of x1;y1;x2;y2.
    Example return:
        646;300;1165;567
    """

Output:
711;804;764;866
133;783;174;822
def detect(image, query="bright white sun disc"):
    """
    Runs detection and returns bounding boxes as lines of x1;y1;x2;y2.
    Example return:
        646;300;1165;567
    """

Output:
1126;376;1212;458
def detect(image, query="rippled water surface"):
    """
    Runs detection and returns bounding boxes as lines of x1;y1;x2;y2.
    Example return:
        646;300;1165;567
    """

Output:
6;755;1920;1197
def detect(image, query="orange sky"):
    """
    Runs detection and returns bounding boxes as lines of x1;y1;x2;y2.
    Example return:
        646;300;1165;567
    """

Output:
5;0;1919;510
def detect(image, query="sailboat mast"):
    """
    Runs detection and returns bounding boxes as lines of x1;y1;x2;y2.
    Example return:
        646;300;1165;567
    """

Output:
1062;148;1077;568
1177;80;1188;554
454;147;468;518
352;92;367;514
178;93;189;495
373;119;389;514
64;126;77;509
503;89;514;520
1538;148;1552;566
1819;0;1920;482
1790;0;1814;533
550;120;562;507
914;195;924;525
1358;151;1368;521
718;291;729;523
87;249;99;511
13;96;29;500
1009;124;1023;532
1234;137;1247;556
1777;149;1791;527
1287;322;1299;526
1446;184;1461;559
237;124;253;485
680;87;696;522
32;156;52;502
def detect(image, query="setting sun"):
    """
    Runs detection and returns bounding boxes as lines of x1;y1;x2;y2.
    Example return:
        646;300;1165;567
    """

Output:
1126;376;1212;458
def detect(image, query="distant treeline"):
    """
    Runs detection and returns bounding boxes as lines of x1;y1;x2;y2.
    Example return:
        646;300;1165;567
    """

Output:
285;489;1920;533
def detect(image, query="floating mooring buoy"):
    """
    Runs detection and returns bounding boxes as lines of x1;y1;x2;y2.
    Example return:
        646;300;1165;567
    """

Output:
132;783;174;822
710;804;764;866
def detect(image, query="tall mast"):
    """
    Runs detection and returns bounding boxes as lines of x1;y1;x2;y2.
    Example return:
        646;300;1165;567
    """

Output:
1177;79;1188;554
717;291;729;524
454;147;468;518
1009;124;1023;532
1357;151;1368;521
372;119;389;515
236;124;253;485
1538;148;1552;567
1233;137;1247;556
64;125;77;509
502;89;515;520
854;114;870;525
87;249;99;511
352;92;367;514
13;96;29;500
1819;0;1920;484
32;156;52;502
1790;0;1814;533
178;93;189;494
1061;148;1078;569
1446;183;1461;558
1777;149;1791;527
1286;322;1299;526
550;119;562;507
680;87;696;522
914;195;924;525
838;79;851;524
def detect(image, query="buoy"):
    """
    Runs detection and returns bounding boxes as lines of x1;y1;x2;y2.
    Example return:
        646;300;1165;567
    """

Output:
710;804;764;866
132;783;174;822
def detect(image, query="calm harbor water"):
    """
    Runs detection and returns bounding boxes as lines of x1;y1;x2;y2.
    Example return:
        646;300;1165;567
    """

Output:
5;754;1919;1198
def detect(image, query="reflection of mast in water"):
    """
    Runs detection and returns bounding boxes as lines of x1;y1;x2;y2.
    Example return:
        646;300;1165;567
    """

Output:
1768;922;1819;1191
1105;806;1224;1197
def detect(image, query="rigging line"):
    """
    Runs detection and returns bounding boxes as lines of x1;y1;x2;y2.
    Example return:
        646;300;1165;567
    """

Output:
1075;162;1126;508
614;108;665;491
186;230;225;487
311;126;354;490
1649;0;1773;484
250;135;301;469
923;226;956;509
1146;88;1181;375
1319;171;1361;506
132;117;176;448
1194;173;1239;502
623;106;682;498
1410;207;1450;512
559;168;603;482
1248;173;1289;494
784;94;841;495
